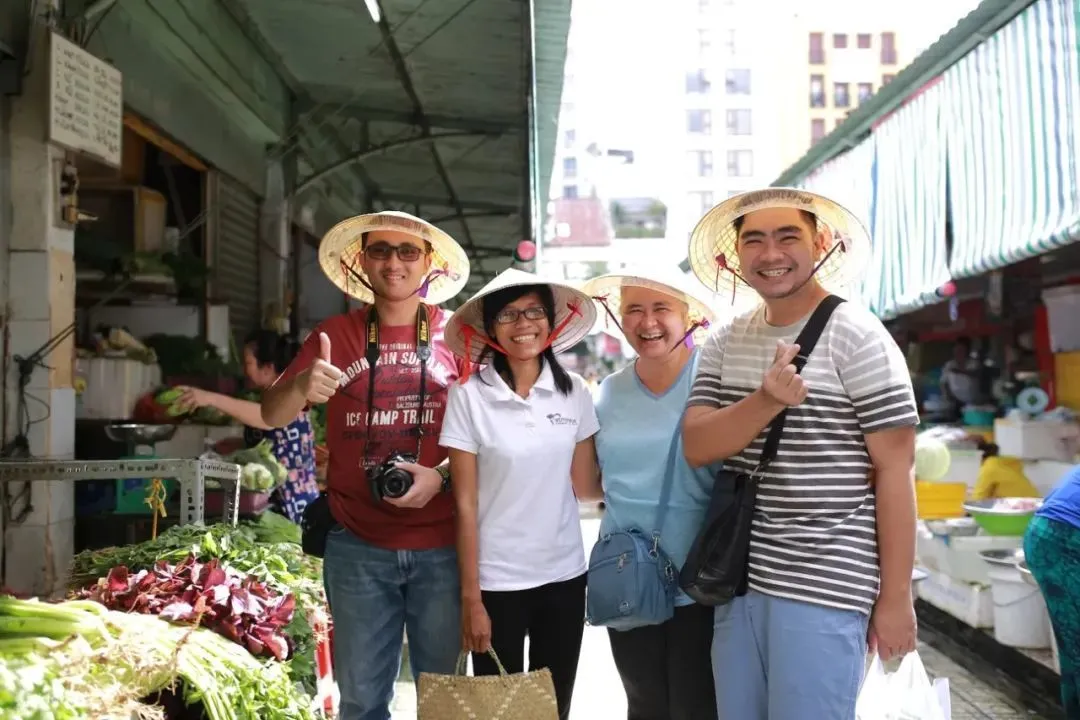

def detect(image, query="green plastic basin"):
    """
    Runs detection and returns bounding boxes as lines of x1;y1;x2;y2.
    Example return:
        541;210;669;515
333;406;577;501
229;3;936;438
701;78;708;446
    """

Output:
962;498;1041;536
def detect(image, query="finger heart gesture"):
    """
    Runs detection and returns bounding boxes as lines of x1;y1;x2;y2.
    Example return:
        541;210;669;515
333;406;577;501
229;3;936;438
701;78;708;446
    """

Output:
762;341;809;407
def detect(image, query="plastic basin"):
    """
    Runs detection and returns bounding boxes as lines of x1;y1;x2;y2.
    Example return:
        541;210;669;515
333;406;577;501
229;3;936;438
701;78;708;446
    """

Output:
963;498;1041;537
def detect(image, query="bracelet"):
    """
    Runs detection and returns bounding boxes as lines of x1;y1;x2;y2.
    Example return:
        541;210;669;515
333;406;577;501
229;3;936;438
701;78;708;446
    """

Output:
437;464;451;492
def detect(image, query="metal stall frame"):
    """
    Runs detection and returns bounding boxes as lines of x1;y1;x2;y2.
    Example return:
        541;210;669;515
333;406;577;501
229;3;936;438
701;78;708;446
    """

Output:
0;458;241;526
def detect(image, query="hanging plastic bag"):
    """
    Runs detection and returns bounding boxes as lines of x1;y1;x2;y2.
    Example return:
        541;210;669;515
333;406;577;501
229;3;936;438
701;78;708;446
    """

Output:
856;652;951;720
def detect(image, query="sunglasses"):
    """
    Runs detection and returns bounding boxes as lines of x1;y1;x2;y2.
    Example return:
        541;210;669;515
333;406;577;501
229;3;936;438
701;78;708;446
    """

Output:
363;243;428;262
495;306;547;325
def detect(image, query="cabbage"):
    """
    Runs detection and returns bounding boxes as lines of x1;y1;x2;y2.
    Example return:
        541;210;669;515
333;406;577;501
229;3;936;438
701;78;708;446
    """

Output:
915;437;952;482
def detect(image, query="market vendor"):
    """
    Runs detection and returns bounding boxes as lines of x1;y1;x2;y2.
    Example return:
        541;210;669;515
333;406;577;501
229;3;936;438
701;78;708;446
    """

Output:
940;336;981;418
970;442;1040;501
176;329;320;523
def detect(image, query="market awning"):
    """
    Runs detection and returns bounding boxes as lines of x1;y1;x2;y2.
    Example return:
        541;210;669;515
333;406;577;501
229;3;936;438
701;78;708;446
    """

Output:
944;0;1080;278
864;80;952;319
80;0;571;296
223;0;570;294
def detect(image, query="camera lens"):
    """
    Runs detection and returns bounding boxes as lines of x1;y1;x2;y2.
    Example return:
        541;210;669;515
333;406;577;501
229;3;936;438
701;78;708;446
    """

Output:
381;468;413;499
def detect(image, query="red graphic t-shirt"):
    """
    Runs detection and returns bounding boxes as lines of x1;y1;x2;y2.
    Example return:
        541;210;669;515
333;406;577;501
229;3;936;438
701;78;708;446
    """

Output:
280;305;463;550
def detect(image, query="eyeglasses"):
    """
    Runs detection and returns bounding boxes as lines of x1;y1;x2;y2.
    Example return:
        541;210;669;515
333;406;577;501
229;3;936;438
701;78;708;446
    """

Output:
364;243;427;262
495;306;547;324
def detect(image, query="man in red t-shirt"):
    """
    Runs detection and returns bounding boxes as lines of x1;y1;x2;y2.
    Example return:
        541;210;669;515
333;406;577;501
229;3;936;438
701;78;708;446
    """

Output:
262;211;470;720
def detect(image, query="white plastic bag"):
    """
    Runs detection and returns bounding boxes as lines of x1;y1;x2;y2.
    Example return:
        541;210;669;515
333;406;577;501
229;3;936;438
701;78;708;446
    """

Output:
855;652;951;720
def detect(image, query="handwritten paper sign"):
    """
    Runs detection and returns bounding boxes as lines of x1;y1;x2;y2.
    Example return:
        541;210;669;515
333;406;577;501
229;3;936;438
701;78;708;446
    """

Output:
48;32;122;168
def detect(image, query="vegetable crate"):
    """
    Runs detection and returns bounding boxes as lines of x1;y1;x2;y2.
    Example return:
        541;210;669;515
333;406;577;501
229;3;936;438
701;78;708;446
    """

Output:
312;614;339;717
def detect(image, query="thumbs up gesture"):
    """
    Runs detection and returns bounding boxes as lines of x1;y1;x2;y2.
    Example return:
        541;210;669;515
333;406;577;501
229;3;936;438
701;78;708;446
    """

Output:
761;341;808;407
299;332;343;404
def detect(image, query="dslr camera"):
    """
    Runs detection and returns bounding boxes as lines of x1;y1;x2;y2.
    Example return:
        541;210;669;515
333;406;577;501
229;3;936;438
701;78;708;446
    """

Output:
369;451;417;501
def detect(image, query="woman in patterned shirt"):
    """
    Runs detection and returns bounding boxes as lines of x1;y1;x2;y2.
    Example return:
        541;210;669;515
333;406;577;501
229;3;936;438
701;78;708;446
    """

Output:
176;330;320;522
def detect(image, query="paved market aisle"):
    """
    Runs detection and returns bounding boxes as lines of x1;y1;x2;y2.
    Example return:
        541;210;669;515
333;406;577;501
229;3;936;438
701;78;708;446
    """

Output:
387;515;1046;719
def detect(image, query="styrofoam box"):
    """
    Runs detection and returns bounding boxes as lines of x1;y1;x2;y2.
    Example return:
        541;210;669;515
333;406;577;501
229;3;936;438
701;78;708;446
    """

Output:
917;567;995;628
1043;285;1080;353
916;532;1023;585
994;418;1076;462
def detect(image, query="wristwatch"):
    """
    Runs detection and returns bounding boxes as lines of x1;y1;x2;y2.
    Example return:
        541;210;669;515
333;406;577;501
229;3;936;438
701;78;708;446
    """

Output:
436;464;452;493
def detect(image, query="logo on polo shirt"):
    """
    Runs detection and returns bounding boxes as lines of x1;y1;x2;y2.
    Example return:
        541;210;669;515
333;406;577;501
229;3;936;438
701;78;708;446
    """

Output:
546;413;578;427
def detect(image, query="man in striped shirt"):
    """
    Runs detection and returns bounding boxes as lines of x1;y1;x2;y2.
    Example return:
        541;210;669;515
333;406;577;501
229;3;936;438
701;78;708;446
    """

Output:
682;189;919;719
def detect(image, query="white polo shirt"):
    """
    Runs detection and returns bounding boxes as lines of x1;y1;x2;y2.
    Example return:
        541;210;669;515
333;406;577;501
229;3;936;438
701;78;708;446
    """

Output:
439;362;599;591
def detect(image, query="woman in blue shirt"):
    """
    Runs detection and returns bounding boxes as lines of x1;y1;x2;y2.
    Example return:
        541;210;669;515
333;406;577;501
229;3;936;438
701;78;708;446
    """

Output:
176;329;320;523
1024;453;1080;716
581;269;719;720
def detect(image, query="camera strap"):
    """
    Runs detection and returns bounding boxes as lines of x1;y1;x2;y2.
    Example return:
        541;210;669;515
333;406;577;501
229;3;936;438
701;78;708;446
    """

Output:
364;306;431;458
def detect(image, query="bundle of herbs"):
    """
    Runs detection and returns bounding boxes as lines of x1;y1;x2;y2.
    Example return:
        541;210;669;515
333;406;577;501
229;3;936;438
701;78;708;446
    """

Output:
74;556;296;661
0;596;315;720
69;522;324;694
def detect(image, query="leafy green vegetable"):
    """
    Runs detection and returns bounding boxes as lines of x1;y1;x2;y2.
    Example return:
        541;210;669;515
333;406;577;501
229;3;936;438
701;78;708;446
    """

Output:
241;463;275;492
68;522;325;694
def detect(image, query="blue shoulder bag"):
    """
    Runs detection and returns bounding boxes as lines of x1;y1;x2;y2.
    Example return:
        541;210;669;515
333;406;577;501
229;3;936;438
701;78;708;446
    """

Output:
585;428;681;631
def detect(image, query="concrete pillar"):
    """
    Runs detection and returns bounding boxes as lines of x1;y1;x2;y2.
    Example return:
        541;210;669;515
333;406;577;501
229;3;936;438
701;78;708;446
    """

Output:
259;150;294;333
2;10;77;597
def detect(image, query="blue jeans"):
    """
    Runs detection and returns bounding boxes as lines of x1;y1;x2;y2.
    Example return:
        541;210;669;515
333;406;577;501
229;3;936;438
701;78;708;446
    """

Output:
324;525;461;720
712;591;869;720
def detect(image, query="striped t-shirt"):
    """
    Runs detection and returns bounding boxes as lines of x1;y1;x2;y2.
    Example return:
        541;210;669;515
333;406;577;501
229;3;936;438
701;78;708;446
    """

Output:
687;300;918;615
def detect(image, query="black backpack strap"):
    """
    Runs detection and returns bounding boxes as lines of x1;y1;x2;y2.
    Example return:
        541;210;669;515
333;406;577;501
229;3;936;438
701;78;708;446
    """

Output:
758;295;846;468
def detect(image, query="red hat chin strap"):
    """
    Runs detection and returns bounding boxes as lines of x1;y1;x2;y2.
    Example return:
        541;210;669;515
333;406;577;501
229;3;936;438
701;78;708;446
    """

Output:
541;301;583;352
458;301;583;384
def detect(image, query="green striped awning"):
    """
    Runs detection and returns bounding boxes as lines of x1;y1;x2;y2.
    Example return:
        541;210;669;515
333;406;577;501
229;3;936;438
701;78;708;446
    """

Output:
797;140;877;309
869;80;952;320
945;0;1080;277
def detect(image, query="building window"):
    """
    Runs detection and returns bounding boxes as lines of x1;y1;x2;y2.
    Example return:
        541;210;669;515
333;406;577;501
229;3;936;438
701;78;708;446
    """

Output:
724;29;737;55
727;150;753;177
689;191;715;216
833;82;850;108
881;32;897;64
882;73;896;85
563;129;576;148
811;118;826;143
690;150;714;177
563;185;579;199
686;69;711;93
726;109;752;135
699;0;711;9
687;109;712;134
563;157;577;178
725;69;751;94
833;33;848;49
857;33;872;49
857;82;874;103
698;28;712;54
810;75;825;108
809;32;824;64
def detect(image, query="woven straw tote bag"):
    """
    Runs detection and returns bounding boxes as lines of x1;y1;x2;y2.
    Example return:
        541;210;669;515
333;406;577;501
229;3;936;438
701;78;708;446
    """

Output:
416;650;559;720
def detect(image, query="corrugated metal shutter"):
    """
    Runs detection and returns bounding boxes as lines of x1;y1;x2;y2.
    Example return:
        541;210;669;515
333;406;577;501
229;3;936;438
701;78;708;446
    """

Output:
208;170;261;342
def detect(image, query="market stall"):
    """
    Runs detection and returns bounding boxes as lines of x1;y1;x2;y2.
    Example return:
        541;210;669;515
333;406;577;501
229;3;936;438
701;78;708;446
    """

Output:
912;419;1074;677
0;460;337;718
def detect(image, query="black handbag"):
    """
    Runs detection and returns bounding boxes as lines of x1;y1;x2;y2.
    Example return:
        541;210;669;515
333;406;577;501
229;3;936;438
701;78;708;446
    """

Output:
301;491;336;558
679;295;845;606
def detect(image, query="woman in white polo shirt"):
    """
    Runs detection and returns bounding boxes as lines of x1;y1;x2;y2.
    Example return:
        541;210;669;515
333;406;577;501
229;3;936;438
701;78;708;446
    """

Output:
440;268;599;720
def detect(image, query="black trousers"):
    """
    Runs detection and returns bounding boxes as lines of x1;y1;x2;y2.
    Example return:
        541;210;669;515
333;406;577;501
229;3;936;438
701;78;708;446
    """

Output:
608;602;717;720
472;573;586;720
